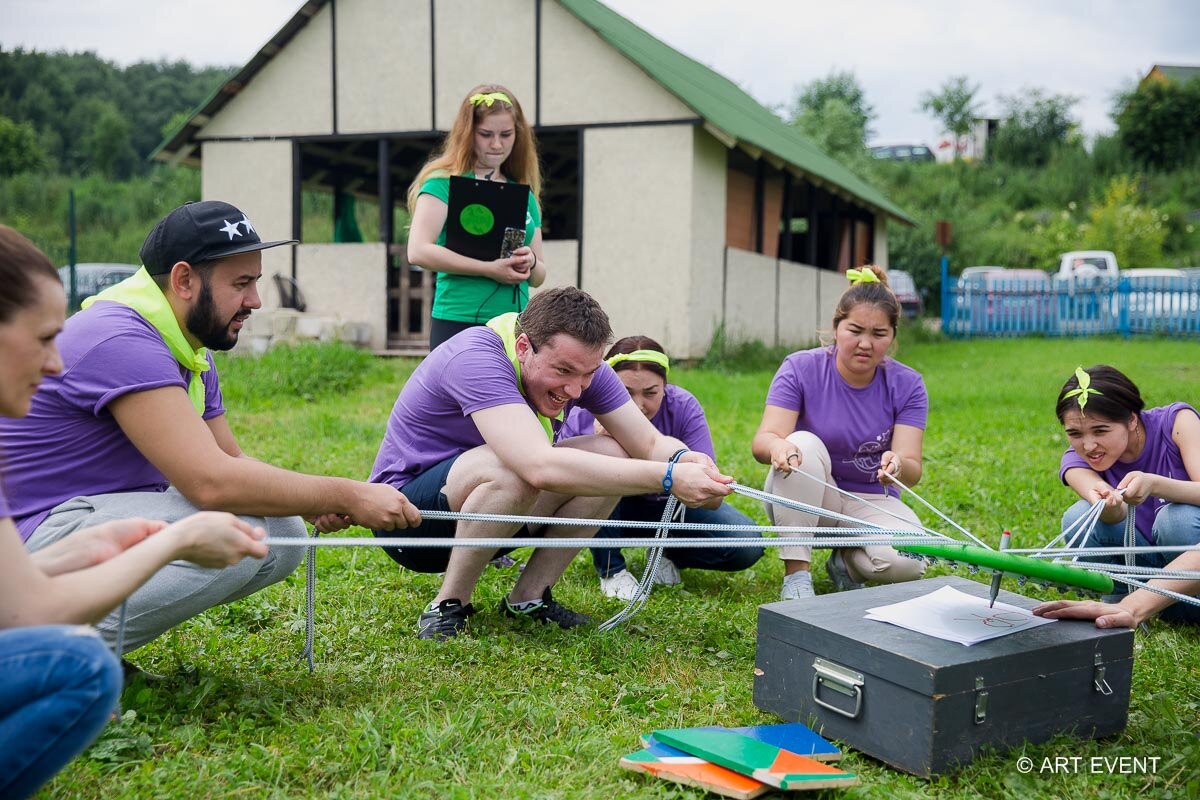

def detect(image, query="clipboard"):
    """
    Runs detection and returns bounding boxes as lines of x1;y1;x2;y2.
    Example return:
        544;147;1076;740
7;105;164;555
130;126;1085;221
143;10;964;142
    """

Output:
445;176;529;261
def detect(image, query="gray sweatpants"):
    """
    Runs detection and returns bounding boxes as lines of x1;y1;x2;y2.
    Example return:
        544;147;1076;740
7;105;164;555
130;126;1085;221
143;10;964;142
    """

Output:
25;488;307;654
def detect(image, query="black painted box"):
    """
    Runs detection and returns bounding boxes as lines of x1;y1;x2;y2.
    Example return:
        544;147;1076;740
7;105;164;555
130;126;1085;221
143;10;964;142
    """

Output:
753;575;1133;777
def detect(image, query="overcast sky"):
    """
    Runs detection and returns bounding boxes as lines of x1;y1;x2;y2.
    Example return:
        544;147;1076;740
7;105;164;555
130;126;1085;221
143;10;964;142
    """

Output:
3;0;1198;147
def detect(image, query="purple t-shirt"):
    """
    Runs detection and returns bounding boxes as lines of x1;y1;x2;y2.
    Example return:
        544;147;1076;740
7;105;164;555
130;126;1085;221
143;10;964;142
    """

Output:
370;326;630;488
0;302;224;541
765;347;928;498
1059;402;1197;543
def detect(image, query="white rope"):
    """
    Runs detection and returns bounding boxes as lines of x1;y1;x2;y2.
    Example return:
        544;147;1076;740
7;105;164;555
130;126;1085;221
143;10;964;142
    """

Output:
1107;573;1200;608
265;535;953;549
783;469;952;541
882;473;992;549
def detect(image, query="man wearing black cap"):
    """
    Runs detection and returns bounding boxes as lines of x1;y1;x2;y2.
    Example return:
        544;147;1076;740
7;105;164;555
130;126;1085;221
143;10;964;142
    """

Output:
0;200;421;659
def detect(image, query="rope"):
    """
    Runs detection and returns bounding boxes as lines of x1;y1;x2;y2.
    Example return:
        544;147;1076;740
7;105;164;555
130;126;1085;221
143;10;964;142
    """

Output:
264;535;954;549
1107;573;1200;608
784;469;949;539
882;473;991;549
112;600;128;718
299;525;318;673
598;497;680;632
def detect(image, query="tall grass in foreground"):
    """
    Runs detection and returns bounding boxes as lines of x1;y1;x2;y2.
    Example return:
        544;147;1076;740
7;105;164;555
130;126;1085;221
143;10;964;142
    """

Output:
46;338;1200;799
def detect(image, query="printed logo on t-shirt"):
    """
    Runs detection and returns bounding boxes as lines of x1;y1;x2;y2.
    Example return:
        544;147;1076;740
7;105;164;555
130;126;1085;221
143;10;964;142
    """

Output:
844;429;893;479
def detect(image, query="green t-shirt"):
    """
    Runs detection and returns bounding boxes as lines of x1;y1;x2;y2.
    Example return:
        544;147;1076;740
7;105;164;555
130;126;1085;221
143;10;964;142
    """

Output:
419;173;543;323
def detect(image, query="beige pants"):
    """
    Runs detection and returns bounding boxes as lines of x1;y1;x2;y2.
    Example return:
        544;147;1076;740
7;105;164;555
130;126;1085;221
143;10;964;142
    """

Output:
762;431;926;584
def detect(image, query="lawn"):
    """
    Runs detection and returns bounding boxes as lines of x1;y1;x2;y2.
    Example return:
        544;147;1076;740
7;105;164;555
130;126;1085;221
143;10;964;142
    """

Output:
44;336;1200;799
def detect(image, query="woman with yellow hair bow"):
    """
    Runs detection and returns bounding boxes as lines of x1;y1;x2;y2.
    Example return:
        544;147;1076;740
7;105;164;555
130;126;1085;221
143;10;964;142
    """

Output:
407;83;546;348
751;264;928;600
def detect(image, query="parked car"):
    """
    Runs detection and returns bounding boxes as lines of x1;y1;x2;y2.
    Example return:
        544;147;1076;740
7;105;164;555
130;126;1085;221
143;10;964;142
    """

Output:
888;269;923;319
1055;250;1119;283
870;144;935;163
962;268;1055;334
957;266;1006;289
58;263;139;310
1122;268;1191;324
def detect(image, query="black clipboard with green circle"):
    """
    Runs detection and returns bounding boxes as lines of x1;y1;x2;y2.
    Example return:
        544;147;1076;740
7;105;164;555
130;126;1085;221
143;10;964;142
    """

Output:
445;176;530;262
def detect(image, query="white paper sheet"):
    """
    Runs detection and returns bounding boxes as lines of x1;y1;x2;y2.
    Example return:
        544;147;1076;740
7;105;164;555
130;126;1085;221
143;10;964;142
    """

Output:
865;585;1057;646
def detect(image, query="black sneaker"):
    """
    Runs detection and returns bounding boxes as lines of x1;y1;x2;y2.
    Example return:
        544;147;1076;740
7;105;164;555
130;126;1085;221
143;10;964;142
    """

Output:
499;587;592;629
417;598;477;641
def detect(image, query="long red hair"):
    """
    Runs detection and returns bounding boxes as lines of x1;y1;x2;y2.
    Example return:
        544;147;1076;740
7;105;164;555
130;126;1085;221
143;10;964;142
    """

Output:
407;83;542;213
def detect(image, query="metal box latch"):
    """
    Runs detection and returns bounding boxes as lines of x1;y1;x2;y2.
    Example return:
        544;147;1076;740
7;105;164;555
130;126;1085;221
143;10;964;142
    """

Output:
1093;651;1113;696
812;657;865;719
974;676;988;724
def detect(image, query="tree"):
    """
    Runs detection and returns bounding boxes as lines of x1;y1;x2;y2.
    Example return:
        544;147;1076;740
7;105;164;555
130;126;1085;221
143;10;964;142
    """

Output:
918;76;980;160
1114;78;1200;170
989;89;1079;168
785;70;874;160
0;114;46;176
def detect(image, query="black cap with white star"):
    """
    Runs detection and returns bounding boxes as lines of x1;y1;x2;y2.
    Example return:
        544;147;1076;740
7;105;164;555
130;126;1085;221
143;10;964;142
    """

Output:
139;200;297;275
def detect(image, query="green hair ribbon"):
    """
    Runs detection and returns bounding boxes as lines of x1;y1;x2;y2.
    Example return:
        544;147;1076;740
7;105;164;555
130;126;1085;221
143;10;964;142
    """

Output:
846;268;880;285
606;349;670;375
469;92;513;108
1063;366;1103;411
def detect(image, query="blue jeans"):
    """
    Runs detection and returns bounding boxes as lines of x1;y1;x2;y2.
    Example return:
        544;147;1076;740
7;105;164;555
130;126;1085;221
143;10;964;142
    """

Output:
1062;500;1200;624
592;497;764;578
0;626;122;799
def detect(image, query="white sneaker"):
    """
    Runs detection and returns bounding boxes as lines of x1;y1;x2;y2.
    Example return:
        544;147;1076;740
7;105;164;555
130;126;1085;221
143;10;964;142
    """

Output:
650;558;681;586
599;569;641;601
780;571;816;600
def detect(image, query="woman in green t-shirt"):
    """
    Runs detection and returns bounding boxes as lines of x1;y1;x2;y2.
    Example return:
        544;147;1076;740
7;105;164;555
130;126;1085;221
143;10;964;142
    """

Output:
407;83;546;349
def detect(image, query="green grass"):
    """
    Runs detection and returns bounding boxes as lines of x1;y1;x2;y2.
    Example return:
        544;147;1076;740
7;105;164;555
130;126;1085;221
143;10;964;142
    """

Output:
44;338;1200;799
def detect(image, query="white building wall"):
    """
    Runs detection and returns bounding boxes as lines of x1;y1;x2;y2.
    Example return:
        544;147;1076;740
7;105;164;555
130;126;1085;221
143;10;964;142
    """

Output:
201;4;333;138
533;240;580;292
294;243;388;351
777;259;822;348
873;217;889;269
723;249;778;346
686;128;727;357
817;267;845;334
434;0;537;129
582;124;694;356
337;0;433;133
201;140;294;311
540;0;695;125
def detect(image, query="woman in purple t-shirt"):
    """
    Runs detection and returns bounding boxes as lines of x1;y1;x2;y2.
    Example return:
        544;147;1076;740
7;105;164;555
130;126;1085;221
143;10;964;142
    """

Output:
1043;365;1200;625
751;266;927;600
558;336;763;601
0;226;269;797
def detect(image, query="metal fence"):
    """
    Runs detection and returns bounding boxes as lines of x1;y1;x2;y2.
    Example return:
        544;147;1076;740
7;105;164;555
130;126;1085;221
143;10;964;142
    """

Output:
940;264;1200;338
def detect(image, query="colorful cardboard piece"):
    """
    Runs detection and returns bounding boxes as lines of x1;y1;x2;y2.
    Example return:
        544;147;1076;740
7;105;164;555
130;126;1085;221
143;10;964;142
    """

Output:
620;740;770;800
653;728;859;791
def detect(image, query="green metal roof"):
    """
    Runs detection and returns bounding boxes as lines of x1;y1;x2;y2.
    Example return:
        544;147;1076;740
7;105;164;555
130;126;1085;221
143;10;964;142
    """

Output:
559;0;913;224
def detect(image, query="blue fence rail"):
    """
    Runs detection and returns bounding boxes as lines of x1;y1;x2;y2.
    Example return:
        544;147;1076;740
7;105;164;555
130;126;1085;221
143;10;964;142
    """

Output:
940;261;1200;338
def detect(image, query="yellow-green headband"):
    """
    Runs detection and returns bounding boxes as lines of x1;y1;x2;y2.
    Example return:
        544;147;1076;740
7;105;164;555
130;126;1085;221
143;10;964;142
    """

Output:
1063;366;1102;411
470;92;512;108
846;267;880;285
607;350;670;375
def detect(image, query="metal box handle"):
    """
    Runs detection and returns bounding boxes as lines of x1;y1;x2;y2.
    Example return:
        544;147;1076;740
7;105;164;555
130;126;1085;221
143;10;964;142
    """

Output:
812;657;864;719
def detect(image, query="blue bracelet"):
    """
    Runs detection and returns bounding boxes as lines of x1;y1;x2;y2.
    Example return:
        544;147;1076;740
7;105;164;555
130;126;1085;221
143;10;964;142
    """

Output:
662;448;691;493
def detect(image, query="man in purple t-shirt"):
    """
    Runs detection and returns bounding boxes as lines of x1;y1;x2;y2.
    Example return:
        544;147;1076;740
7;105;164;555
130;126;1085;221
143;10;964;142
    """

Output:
0;200;420;658
369;287;734;640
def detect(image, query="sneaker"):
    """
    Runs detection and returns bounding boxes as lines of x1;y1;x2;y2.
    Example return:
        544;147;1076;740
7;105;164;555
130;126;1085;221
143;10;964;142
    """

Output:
650;558;682;587
500;587;592;629
825;550;865;593
416;598;477;641
599;569;642;601
780;570;815;600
